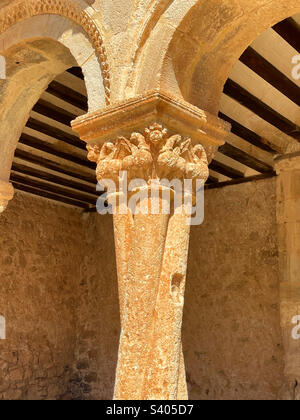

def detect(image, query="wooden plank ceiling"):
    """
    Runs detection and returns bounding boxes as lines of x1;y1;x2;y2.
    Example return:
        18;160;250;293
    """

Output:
11;15;300;209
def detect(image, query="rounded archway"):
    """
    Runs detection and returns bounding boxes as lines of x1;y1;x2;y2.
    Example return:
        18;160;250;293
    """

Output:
164;0;300;114
0;1;116;401
129;0;300;115
0;2;109;199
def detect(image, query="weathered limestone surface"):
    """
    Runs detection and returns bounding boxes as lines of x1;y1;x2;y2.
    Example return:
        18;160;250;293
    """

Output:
0;1;108;200
0;181;14;213
0;192;81;399
87;127;209;400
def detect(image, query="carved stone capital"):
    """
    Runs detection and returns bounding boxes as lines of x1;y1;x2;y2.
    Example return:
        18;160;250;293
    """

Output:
86;123;211;188
72;90;230;186
0;181;14;213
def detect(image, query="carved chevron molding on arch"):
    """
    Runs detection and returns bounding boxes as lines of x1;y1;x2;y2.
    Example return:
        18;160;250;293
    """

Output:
0;0;111;104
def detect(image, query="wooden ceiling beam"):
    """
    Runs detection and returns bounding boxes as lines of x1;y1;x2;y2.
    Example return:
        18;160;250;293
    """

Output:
239;47;300;107
205;173;276;190
14;149;97;185
219;143;274;173
46;80;88;111
219;112;277;153
19;133;94;169
11;173;97;206
67;67;85;80
206;175;219;184
224;79;300;140
33;99;76;127
12;181;90;209
273;17;300;52
26;118;86;150
209;160;244;179
11;162;98;196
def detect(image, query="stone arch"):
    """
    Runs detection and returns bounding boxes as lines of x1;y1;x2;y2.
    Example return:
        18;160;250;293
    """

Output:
129;0;300;114
125;0;198;99
0;0;110;208
120;0;174;99
0;0;110;104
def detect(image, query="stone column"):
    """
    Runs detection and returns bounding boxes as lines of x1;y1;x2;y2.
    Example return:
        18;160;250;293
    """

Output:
72;91;229;400
275;152;300;400
0;180;14;213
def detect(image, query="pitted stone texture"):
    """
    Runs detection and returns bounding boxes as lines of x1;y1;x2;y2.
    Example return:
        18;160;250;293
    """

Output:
0;192;119;400
0;178;285;400
0;192;82;400
184;177;284;400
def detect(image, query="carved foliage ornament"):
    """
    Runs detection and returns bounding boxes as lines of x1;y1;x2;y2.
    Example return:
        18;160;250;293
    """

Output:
87;123;211;185
0;0;110;104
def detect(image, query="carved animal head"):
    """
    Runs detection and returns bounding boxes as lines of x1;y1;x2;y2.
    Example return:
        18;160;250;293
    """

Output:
99;142;115;160
86;144;101;163
192;144;208;165
145;123;168;146
130;132;150;151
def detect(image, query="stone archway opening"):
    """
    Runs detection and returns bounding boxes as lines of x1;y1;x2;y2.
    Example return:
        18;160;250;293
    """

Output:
213;12;300;182
0;38;77;182
0;12;107;209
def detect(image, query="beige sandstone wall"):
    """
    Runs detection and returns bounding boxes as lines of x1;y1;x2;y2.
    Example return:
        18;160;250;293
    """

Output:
184;177;284;400
0;192;119;400
0;177;284;400
0;192;85;399
70;212;120;400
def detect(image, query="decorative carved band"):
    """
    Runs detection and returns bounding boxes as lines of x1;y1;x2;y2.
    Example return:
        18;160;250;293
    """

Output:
0;0;110;104
87;123;211;186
